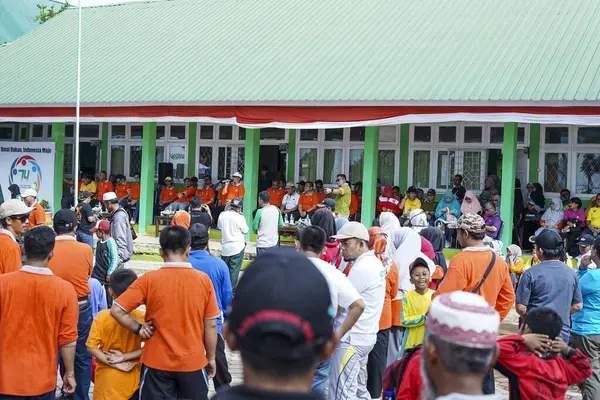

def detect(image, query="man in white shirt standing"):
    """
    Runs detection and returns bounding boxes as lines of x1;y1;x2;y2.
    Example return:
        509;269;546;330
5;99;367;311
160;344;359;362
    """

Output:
328;222;386;400
299;225;365;394
280;182;300;222
252;191;284;256
217;198;249;290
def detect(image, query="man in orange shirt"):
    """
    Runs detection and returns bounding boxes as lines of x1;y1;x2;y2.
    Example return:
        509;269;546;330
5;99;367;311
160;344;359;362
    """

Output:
49;209;94;400
96;171;114;207
0;199;31;275
22;188;45;228
115;174;131;204
222;172;245;205
298;181;320;218
111;226;220;399
168;177;197;212
0;226;78;398
127;172;141;224
197;176;216;208
159;177;178;210
315;179;328;203
266;179;285;207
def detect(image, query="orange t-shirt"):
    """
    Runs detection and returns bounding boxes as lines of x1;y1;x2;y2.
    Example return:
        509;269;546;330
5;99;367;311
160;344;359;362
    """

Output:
0;267;78;396
130;183;140;201
175;187;196;203
379;263;399;331
317;191;329;203
267;188;285;207
0;231;22;275
299;192;320;212
97;180;114;200
196;187;216;206
87;309;145;400
115;183;131;199
224;184;245;203
434;249;515;321
48;236;93;298
160;187;178;203
391;298;402;327
28;202;46;228
349;192;359;216
115;264;220;372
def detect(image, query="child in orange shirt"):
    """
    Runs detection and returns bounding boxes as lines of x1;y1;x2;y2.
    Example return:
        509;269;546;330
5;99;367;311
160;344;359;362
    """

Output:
87;269;145;400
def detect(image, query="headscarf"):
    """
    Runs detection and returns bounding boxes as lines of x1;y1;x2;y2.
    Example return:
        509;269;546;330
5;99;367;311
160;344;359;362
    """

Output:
382;185;393;198
335;216;349;233
408;208;428;232
435;191;461;220
461;190;482;214
311;208;336;242
368;227;394;274
172;210;191;229
380;211;400;236
390;228;436;293
420;227;448;273
530;183;546;209
506;244;522;265
420;236;435;261
541;197;564;227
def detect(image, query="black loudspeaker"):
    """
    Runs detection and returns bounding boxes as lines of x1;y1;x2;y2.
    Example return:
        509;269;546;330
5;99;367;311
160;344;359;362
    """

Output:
158;163;174;184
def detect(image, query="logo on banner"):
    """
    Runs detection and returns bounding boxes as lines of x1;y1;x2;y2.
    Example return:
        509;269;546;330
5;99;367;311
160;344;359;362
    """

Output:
9;155;43;192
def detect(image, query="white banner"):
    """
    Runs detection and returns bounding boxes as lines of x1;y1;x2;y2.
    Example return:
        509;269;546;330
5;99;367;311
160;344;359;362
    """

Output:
0;142;55;208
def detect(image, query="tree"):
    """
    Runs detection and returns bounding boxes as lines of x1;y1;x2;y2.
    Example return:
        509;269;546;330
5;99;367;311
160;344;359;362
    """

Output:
35;1;70;24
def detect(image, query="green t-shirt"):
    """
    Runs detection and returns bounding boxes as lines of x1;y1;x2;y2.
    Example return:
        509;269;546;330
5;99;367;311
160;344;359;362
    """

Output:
335;183;352;216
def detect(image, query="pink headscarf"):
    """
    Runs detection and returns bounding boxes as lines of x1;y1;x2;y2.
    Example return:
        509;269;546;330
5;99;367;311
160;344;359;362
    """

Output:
461;190;482;214
420;236;435;261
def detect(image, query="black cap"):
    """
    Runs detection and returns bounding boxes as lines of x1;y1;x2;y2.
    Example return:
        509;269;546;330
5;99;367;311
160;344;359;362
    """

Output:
230;198;243;209
577;234;595;247
318;198;335;208
189;223;209;243
315;179;323;185
229;249;333;358
407;186;417;193
53;209;78;230
296;181;306;185
80;191;91;199
427;189;436;195
409;257;430;274
532;230;563;249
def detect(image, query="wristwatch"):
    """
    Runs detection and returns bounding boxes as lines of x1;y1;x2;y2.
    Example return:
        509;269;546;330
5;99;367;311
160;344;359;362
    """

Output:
135;323;143;335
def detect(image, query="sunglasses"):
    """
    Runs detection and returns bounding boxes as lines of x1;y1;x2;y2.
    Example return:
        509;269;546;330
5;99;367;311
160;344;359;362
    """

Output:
10;214;29;223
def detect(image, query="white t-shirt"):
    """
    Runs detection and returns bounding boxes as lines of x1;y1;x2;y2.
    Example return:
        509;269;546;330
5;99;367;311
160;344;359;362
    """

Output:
255;205;283;248
308;257;361;313
217;210;249;256
577;250;597;270
282;193;300;210
342;250;385;346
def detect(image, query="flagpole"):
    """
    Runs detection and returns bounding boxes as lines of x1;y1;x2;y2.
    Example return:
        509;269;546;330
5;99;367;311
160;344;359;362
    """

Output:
74;0;82;207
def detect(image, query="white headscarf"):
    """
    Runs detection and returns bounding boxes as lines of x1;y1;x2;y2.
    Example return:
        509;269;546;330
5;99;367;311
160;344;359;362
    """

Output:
409;208;428;233
541;197;564;227
390;228;437;295
380;212;401;253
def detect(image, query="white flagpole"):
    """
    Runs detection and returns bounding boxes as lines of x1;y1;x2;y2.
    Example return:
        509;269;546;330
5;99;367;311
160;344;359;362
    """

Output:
74;0;82;207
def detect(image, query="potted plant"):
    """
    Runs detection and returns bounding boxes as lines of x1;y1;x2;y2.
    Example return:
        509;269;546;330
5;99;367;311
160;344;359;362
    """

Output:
39;199;52;225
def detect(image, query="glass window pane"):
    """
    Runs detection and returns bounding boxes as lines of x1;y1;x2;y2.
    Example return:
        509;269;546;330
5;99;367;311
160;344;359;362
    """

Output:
157;125;166;140
0;126;13;140
462;151;482;191
324;128;344;142
436;151;455;189
349;149;364;183
218;147;232;179
200;125;213;140
198;147;213;178
298;148;317;182
349;127;365;142
236;147;245;175
518;127;525;143
545;127;569;144
576;153;600;194
299;129;318;141
111;125;125;139
219;125;233;140
413;151;430;188
323;149;343;184
155;146;165;179
65;124;74;138
64;143;74;176
544;153;568;192
130;125;143;140
79;124;100;138
32;124;43;138
47;125;52;138
464;126;482;143
260;128;285;140
438;126;457;143
110;145;125;176
238;127;246;141
414;126;431;142
379;126;397;142
129;145;142;176
170;125;186;140
578;127;600;144
169;145;186;179
490;127;504;143
378;150;395;186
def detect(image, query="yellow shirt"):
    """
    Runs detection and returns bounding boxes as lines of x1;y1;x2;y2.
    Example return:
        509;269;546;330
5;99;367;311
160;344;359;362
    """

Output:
402;198;422;217
587;207;600;229
399;289;434;359
334;183;352;216
80;181;97;195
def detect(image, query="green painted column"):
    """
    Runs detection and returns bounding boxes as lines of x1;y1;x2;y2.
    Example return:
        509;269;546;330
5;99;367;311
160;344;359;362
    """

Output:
287;129;296;183
139;122;157;233
51;123;65;213
528;123;540;183
399;124;410;190
500;122;518;249
243;128;260;239
362;127;379;228
188;122;197;177
100;122;109;172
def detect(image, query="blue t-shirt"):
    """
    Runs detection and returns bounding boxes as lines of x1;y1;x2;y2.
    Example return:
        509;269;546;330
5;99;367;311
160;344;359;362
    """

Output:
572;268;600;336
516;260;582;339
188;250;233;334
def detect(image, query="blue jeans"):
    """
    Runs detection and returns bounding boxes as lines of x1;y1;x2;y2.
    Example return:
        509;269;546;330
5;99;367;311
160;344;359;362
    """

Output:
60;302;93;400
76;230;94;251
311;357;332;393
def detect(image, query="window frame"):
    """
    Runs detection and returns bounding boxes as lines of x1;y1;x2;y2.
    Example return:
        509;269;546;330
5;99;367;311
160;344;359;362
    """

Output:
0;124;15;141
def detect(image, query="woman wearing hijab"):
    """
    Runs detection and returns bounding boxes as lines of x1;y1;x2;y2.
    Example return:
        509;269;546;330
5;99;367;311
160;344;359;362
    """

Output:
171;210;191;229
408;208;428;233
460;190;482;215
311;208;343;268
479;176;500;206
506;244;524;290
366;227;399;396
335;216;349;233
420;227;448;272
379;211;400;252
435;191;461;247
526;182;546;212
534;197;564;236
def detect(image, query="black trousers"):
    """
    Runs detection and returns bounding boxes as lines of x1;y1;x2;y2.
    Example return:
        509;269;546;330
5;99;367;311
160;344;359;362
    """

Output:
140;365;209;400
214;333;232;390
366;328;390;398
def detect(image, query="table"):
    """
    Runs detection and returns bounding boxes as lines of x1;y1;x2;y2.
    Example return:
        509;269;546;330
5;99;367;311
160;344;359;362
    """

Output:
154;216;173;237
278;226;298;242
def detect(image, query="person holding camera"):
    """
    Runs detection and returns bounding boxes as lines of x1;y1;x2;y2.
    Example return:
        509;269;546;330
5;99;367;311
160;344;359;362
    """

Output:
189;196;213;229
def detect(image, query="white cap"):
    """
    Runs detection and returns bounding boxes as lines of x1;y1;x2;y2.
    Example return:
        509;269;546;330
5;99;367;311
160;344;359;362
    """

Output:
232;172;243;178
331;221;369;242
103;192;117;201
0;199;34;219
22;188;37;198
164;176;173;182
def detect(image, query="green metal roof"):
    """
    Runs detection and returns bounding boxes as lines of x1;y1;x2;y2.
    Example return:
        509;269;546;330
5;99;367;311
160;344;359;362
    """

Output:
1;0;600;105
0;0;63;44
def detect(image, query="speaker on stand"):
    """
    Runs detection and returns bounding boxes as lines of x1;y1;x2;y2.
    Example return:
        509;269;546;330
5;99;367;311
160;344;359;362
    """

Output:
158;163;174;185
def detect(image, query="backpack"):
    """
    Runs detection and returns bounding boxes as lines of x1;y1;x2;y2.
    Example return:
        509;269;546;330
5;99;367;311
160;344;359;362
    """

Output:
382;344;422;398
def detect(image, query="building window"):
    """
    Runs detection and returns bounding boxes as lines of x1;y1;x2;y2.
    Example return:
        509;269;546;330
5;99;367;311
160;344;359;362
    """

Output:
218;147;232;180
110;145;125;176
413;151;430;188
155;146;165;179
577;127;600;144
260;128;285;140
238;127;246;141
414;126;431;142
32;124;44;138
200;125;213;140
170;125;186;140
198;147;213;178
157;125;166;140
130;125;143;140
0;125;13;140
349;127;365;142
379;126;397;142
438;126;457;143
169;145;186;179
462;151;483;191
378;150;395;186
323;149;343;184
299;129;318;141
545;127;569;144
78;124;100;139
219;126;233;140
490;126;526;144
111;125;126;139
129;145;142;176
324;129;344;142
576;153;600;194
436;150;456;189
298;148;317;182
349;149;364;183
544;153;568;193
464;126;483;143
